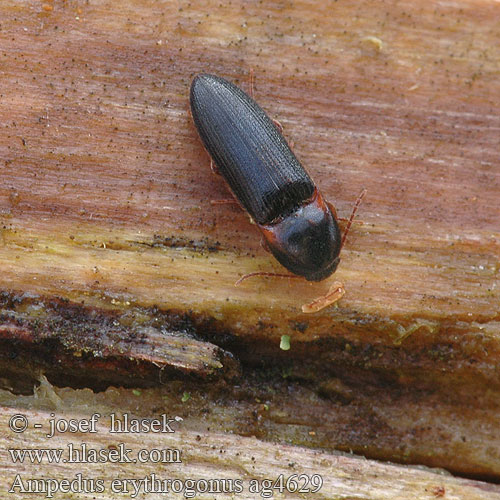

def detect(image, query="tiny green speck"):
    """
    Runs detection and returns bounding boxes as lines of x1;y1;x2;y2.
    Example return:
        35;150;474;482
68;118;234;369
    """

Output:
132;389;141;396
280;335;291;351
181;392;190;403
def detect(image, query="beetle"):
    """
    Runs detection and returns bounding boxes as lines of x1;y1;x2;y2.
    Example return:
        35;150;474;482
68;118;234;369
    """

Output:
190;73;363;287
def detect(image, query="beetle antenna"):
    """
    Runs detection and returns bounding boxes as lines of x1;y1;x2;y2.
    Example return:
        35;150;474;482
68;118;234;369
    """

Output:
235;271;301;286
341;188;367;249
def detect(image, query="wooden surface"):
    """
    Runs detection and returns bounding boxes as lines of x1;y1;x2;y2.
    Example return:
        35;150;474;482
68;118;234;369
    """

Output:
2;383;500;499
0;0;499;492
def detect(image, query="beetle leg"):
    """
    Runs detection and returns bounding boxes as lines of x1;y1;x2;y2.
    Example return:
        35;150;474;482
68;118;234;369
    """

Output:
260;236;271;253
249;68;255;98
273;118;296;153
326;200;338;219
272;117;284;134
247;70;289;143
210;198;239;206
337;217;364;225
210;158;220;174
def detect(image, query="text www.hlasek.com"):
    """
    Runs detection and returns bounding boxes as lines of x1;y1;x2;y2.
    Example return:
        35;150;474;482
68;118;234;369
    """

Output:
8;442;181;464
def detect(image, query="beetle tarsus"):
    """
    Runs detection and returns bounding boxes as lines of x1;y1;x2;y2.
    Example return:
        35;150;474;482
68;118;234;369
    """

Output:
272;117;284;134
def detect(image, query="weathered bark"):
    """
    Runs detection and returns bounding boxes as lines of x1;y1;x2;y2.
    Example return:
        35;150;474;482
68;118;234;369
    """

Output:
1;384;500;499
0;0;499;490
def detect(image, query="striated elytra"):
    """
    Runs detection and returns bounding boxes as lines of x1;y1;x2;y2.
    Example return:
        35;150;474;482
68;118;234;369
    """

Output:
189;73;342;282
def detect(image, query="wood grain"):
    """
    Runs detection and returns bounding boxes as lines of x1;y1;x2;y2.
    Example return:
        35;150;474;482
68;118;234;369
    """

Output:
1;394;500;500
0;0;499;484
